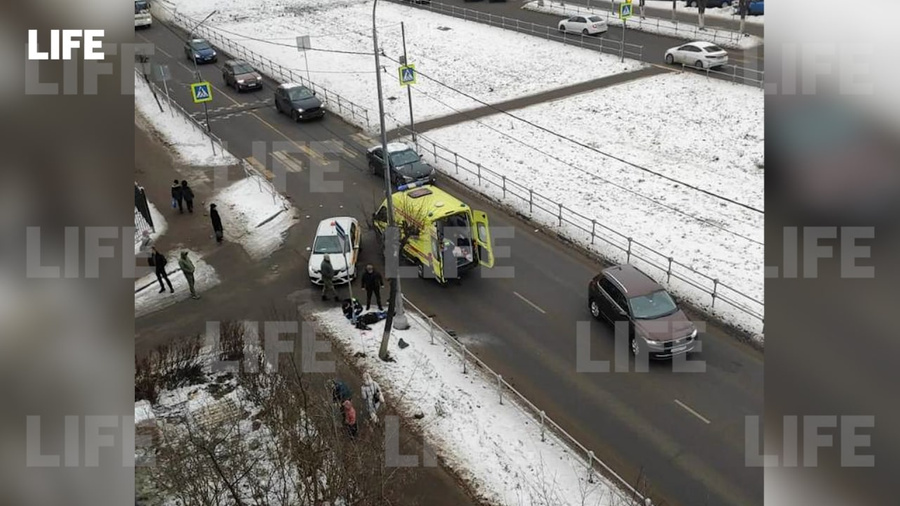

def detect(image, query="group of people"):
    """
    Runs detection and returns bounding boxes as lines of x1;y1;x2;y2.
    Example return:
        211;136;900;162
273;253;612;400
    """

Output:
331;373;384;439
170;179;224;244
319;258;386;313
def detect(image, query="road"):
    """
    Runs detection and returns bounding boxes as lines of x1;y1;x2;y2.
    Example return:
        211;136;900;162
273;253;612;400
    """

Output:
136;18;763;506
396;0;765;82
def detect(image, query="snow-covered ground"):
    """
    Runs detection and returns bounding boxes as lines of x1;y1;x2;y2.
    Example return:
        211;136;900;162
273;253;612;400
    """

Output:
211;176;300;260
418;71;764;333
311;307;633;506
135;73;238;167
135;250;220;318
524;1;763;50
157;0;644;133
643;0;765;25
134;202;167;255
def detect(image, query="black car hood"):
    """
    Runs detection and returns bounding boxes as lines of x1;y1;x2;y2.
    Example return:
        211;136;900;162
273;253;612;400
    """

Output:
395;160;435;179
291;96;322;110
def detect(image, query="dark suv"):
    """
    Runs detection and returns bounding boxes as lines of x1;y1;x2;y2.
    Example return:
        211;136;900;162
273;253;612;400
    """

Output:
222;60;262;92
588;264;698;359
366;142;436;189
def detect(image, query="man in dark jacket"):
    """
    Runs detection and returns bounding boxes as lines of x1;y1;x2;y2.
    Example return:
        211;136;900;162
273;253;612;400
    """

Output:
209;203;224;243
149;246;174;294
360;264;384;311
171;179;183;214
180;180;195;213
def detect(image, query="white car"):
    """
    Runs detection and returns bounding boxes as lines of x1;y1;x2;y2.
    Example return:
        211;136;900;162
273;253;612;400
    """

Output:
308;217;361;285
664;41;729;69
558;15;608;36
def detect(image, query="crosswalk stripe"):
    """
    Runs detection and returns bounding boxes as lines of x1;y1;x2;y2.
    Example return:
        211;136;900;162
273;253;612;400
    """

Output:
271;150;305;173
299;144;325;164
244;155;274;180
352;132;375;146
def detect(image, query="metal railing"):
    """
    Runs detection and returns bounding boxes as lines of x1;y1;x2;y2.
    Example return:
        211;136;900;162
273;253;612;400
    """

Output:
394;125;764;335
400;295;654;505
166;10;372;129
135;68;286;209
390;0;644;61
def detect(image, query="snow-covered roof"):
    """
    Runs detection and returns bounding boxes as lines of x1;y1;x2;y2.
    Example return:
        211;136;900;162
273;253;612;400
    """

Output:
279;82;305;90
386;142;413;153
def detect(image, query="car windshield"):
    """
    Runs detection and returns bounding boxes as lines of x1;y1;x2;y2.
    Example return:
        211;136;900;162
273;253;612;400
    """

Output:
629;290;678;319
135;1;149;13
389;149;420;166
233;63;254;74
313;235;349;254
190;40;211;50
287;86;314;101
588;16;603;22
703;45;724;53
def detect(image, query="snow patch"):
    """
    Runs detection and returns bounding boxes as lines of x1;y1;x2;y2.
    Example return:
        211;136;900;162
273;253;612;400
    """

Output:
134;202;167;255
135;251;220;318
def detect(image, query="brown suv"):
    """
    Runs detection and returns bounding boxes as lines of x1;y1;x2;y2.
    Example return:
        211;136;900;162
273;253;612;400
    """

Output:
222;59;262;93
588;264;698;359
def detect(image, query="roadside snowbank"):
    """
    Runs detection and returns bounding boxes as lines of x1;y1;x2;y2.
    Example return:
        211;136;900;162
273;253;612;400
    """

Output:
135;250;220;318
311;307;631;506
134;202;167;255
161;0;644;133
211;176;300;260
524;0;763;50
134;73;238;167
421;71;764;333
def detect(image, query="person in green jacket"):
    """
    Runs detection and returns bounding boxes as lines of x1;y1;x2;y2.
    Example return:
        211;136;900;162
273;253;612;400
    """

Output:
178;251;200;300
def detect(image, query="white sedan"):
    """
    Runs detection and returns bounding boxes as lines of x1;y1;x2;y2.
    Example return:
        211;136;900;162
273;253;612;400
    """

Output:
308;217;361;286
558;15;608;36
664;41;729;69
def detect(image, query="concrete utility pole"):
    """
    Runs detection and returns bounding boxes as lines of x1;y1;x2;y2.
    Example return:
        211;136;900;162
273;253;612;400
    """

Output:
401;22;416;144
188;10;217;131
372;0;409;362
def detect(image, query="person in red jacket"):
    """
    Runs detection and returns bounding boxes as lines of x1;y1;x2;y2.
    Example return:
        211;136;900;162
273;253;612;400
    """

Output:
341;399;358;439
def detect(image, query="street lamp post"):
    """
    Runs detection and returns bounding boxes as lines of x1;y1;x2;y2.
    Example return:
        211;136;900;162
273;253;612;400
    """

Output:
373;0;409;361
188;10;217;132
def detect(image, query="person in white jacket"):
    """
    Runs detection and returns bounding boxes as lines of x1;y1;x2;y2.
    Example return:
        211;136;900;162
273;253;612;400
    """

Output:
360;371;383;424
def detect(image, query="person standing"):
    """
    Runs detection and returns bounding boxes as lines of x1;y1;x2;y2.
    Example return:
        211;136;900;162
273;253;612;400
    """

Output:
209;203;224;244
320;254;339;302
360;264;384;311
180;180;195;213
149;247;174;294
171;179;183;214
341;399;358;439
178;251;200;300
360;371;383;424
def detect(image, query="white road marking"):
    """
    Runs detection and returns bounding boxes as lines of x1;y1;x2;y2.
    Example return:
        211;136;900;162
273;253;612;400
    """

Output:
674;399;711;424
513;291;546;314
271;150;305;173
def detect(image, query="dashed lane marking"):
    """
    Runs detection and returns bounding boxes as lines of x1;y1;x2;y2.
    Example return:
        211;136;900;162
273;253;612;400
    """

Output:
674;399;712;425
512;291;547;314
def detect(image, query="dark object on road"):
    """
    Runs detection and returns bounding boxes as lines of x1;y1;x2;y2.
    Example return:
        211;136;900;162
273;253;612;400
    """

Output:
149;247;174;294
180;180;194;213
222;59;263;92
209;203;223;243
588;264;698;359
274;83;325;121
342;298;363;321
366;142;436;189
398;338;409;349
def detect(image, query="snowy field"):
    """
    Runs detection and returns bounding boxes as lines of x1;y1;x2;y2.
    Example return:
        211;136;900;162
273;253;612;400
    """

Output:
419;72;764;332
135;73;238;166
135;250;220;318
524;1;763;50
643;0;765;25
157;0;645;133
311;307;633;506
211;176;301;260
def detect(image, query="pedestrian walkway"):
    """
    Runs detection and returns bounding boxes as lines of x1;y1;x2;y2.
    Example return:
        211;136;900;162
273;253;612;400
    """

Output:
386;63;668;139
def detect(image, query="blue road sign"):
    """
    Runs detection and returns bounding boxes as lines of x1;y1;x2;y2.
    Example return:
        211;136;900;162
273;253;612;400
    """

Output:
620;3;633;19
191;82;213;103
399;64;417;86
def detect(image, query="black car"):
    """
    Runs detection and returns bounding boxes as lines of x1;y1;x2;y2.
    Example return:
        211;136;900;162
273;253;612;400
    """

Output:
184;38;217;64
366;143;436;189
222;60;262;92
588;264;698;359
274;83;325;121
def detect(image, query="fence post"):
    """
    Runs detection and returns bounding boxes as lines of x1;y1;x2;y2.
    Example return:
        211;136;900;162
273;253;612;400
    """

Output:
540;410;546;442
667;257;673;283
337;95;342;113
627;237;633;263
429;317;434;345
497;374;503;405
712;279;719;307
477;163;482;185
433;143;437;162
558;203;563;227
587;450;595;483
529;189;533;214
454;152;459;174
462;344;467;374
501;175;506;198
591;219;597;245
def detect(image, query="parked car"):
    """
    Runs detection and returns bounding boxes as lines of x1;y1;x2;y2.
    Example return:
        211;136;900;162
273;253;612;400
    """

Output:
736;0;764;15
558;15;608;36
274;83;325;121
184;38;217;64
222;60;262;92
366;142;437;189
588;264;698;359
685;0;733;7
308;217;361;286
664;40;728;69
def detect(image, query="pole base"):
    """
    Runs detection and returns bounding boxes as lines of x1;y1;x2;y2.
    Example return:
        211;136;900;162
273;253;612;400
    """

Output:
392;313;410;330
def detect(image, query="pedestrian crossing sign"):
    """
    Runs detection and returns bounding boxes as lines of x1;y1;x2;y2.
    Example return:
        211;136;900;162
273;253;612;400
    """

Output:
398;64;416;86
191;82;213;103
620;3;633;19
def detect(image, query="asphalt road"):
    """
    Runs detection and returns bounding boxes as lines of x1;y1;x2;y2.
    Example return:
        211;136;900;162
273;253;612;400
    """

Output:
136;18;763;506
397;0;765;82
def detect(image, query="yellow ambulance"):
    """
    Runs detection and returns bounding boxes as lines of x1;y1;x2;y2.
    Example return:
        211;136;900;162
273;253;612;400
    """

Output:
372;185;494;284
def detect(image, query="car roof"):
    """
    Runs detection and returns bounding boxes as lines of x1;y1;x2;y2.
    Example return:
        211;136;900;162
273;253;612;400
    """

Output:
227;59;250;66
388;185;469;220
279;82;307;90
315;217;357;236
189;38;208;44
368;142;414;154
601;264;662;297
689;41;720;48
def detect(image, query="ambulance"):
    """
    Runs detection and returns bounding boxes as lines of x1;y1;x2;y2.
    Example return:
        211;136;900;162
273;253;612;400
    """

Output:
372;185;494;284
